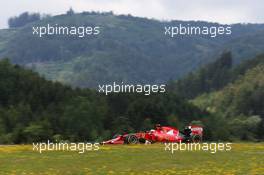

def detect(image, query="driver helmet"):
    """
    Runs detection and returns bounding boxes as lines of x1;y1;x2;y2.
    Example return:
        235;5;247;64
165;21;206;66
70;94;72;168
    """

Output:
185;126;191;130
155;124;161;130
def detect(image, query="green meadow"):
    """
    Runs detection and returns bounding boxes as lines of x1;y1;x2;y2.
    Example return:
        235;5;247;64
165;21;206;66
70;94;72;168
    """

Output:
0;143;263;175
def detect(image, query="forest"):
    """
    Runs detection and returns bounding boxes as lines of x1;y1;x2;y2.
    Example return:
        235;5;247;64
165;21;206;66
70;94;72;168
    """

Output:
0;52;263;143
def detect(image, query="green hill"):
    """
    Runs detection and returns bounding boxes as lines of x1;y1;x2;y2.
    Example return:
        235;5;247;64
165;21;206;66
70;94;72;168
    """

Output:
168;53;264;99
1;12;264;87
192;59;264;140
193;64;264;118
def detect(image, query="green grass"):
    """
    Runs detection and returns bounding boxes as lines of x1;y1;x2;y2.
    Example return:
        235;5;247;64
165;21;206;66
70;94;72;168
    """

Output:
0;143;263;175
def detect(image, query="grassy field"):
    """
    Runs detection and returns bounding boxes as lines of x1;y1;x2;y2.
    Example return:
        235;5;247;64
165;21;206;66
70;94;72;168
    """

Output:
0;143;263;175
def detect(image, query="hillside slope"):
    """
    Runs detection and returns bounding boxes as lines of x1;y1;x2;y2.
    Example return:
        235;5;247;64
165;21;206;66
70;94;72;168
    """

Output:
192;63;264;140
168;53;264;99
193;64;264;118
1;12;264;87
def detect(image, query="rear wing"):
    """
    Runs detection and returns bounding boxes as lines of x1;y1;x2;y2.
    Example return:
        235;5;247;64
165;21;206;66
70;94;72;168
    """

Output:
189;125;203;136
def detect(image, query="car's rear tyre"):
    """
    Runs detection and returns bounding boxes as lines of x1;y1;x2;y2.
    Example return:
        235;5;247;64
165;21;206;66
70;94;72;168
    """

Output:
125;134;139;144
192;135;202;143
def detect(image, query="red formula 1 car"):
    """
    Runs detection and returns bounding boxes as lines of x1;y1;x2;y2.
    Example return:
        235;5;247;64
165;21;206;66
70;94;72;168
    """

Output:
102;124;203;144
